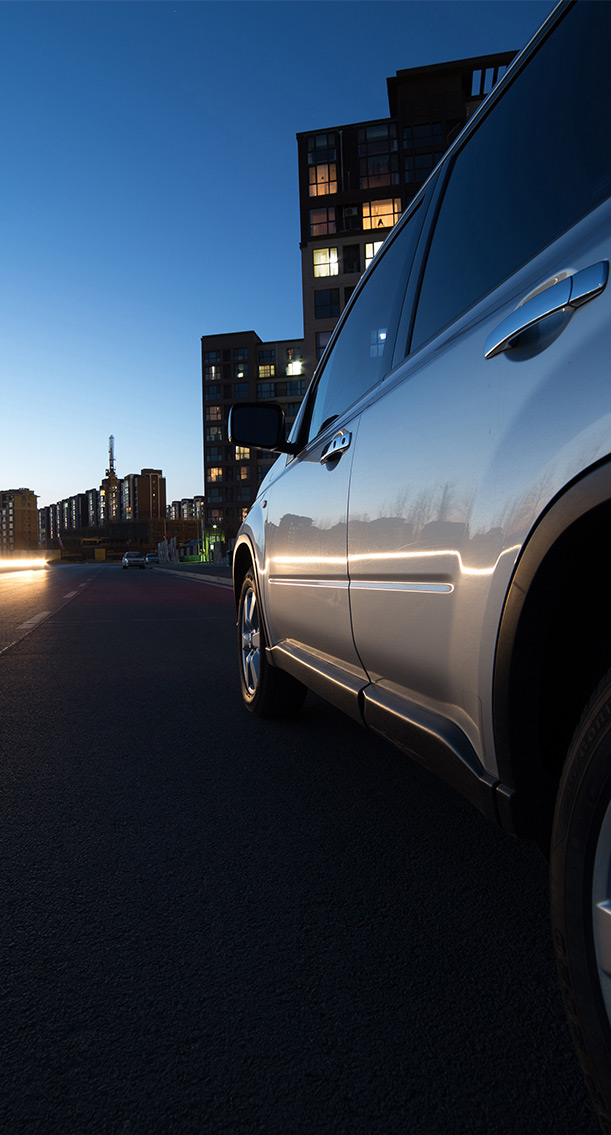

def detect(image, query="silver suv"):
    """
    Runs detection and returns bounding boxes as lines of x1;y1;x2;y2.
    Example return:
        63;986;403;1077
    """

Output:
229;2;611;1124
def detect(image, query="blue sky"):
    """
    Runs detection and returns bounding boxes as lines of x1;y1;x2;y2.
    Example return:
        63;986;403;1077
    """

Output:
1;0;555;509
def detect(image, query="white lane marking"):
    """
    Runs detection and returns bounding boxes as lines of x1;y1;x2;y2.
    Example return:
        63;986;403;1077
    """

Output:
17;611;52;630
64;590;78;598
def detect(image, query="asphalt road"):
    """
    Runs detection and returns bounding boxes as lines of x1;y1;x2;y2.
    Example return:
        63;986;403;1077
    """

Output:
0;564;600;1134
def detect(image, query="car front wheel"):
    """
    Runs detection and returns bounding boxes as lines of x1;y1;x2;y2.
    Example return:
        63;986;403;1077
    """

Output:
551;668;611;1130
237;568;306;718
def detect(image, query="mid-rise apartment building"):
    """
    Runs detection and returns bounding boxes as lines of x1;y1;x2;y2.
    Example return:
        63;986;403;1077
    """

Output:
298;53;515;367
1;488;39;552
201;330;306;538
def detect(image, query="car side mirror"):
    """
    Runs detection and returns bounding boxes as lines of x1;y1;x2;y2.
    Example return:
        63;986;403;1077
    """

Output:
228;402;298;454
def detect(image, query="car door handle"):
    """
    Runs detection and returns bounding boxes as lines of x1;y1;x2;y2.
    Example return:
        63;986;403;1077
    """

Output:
484;260;609;359
320;430;352;464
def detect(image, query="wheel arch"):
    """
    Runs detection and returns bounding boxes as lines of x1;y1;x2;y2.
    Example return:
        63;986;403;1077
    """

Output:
232;535;256;611
493;459;611;845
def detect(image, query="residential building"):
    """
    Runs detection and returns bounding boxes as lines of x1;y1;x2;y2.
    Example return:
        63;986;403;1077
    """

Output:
201;330;305;540
1;487;39;553
297;52;515;367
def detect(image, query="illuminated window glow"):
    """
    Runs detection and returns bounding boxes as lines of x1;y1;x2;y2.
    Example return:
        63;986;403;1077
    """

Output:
365;241;384;268
309;163;337;197
363;199;401;230
313;248;339;278
235;446;250;460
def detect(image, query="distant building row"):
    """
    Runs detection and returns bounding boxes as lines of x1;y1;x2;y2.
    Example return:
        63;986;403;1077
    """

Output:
201;50;515;540
38;468;166;544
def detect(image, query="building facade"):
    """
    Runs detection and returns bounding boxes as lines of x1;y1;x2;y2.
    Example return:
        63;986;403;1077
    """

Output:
38;468;168;551
1;488;39;553
298;53;515;368
201;330;305;540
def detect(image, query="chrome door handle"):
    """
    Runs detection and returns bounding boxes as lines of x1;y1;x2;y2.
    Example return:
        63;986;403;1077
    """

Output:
320;430;352;464
484;260;609;358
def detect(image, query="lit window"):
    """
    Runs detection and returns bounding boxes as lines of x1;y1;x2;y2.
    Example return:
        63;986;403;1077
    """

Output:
205;405;222;421
207;467;222;482
238;466;249;481
286;360;302;376
365;241;384;268
308;163;337;197
313;248;339;278
363;199;401;230
210;509;223;523
205;425;223;442
240;507;249;521
204;365;221;381
234;363;248;378
310;207;336;236
235;446;250;460
258;364;275;378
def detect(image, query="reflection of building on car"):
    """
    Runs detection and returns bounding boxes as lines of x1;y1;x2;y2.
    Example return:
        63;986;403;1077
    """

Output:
121;551;146;569
229;4;611;1127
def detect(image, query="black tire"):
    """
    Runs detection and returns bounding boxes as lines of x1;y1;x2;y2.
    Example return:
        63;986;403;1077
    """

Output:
551;669;611;1132
237;568;307;718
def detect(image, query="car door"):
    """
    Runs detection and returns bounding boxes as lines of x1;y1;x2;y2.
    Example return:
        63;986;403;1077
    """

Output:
258;203;428;714
346;0;611;768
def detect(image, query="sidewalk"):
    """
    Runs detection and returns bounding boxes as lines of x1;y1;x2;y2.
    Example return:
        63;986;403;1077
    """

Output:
154;561;233;588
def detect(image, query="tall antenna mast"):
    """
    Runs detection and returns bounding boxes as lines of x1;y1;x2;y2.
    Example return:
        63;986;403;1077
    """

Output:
105;435;119;520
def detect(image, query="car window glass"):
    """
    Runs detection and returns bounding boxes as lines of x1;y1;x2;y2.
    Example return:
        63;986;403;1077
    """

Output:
410;2;611;354
307;202;423;443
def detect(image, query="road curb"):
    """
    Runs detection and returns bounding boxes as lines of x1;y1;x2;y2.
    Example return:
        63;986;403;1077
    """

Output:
153;567;232;588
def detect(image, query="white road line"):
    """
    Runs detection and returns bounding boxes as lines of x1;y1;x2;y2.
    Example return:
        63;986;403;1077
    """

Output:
64;591;78;598
17;611;52;631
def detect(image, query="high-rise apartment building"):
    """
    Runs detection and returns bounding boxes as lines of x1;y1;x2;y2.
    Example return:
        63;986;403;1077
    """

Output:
1;488;39;552
121;469;166;521
298;53;515;368
201;330;305;540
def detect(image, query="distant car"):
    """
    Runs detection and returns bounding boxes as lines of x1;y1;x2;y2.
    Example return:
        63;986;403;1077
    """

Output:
122;551;146;570
145;552;159;565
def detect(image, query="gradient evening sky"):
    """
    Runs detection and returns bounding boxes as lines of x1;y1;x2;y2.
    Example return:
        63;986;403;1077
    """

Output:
1;0;555;509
